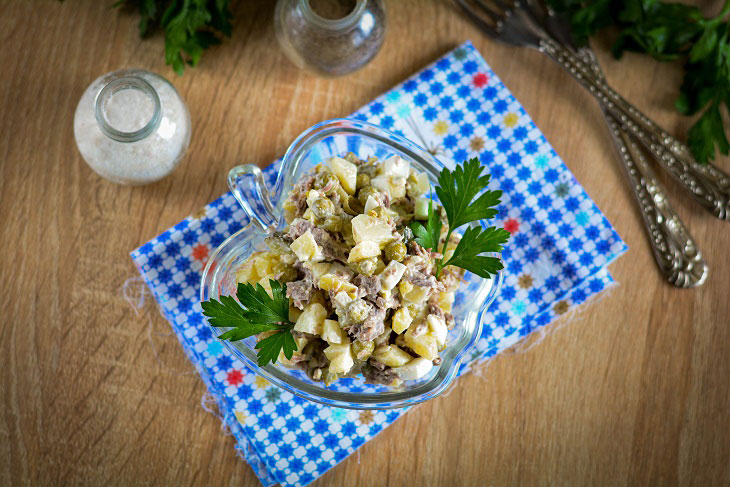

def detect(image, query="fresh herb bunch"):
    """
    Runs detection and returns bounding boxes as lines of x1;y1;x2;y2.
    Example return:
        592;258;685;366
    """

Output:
202;280;297;366
410;158;510;279
546;0;730;164
113;0;233;75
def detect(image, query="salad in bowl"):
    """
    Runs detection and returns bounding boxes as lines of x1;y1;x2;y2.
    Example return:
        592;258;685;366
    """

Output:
200;119;508;409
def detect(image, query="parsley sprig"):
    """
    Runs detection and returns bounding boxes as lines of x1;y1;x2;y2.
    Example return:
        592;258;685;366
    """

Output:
201;280;297;366
546;0;730;164
114;0;233;75
410;158;510;279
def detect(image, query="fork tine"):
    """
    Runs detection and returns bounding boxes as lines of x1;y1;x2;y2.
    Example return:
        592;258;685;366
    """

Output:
454;0;500;33
485;0;511;12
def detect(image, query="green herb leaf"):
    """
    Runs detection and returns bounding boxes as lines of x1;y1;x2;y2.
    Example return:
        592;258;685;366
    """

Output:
409;198;441;251
442;226;511;279
435;158;502;229
255;330;297;367
235;280;291;326
412;159;508;279
114;0;232;75
201;280;296;366
546;0;730;163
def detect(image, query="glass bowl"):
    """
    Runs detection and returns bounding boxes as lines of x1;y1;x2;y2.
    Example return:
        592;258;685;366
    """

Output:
201;118;502;409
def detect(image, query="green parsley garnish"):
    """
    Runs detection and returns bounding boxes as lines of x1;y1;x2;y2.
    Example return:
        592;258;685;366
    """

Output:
201;280;297;366
114;0;233;75
546;0;730;164
410;158;510;279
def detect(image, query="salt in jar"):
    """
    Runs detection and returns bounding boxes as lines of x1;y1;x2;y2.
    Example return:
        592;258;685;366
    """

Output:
74;69;191;185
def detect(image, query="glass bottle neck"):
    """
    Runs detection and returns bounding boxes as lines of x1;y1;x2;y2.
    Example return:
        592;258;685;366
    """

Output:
94;75;161;143
298;0;366;30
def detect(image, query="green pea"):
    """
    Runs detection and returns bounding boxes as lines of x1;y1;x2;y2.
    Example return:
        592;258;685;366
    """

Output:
350;257;377;276
385;241;407;262
356;173;371;190
311;197;334;219
357;185;380;205
321;215;342;232
347;299;370;324
352;340;375;360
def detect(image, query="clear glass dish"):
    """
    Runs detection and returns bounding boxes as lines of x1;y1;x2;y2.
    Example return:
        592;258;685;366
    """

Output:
201;118;502;409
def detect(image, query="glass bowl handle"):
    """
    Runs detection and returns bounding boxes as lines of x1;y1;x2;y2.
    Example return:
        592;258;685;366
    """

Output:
227;164;278;231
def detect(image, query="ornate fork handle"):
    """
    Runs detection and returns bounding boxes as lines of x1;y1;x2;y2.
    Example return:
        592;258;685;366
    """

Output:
604;113;708;287
539;37;730;221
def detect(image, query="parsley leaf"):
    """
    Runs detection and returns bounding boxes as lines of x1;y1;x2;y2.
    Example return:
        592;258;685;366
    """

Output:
443;226;510;279
435;158;502;228
416;158;508;279
201;280;296;366
255;330;297;367
410;197;442;251
546;0;730;163
114;0;233;75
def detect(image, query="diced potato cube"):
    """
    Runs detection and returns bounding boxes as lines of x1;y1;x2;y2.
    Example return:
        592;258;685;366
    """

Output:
352;340;375;360
348;241;381;263
379;260;406;290
404;324;438;360
371;175;406;199
407;172;430;198
351;214;393;246
393;357;434;380
288;305;302;323
364;195;379;214
305;262;332;282
427;314;448;347
327;157;357;194
374;258;386;275
392;307;413;334
322;319;348;345
254;253;276;278
283;199;298;223
382;155;410;178
294;302;327;335
372;344;413;367
318;274;358;300
414;197;430;220
436;291;454;313
277;336;310;366
324;343;355;374
306;189;322;208
236;262;257;284
290;230;324;263
399;280;430;303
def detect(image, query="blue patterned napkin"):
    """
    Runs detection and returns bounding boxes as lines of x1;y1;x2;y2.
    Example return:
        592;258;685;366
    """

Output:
131;42;627;486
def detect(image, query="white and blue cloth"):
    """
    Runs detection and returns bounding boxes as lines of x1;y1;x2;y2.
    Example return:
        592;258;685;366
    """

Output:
131;41;627;486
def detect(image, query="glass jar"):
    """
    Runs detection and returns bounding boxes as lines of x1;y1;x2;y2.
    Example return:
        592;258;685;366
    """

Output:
73;69;191;185
274;0;386;77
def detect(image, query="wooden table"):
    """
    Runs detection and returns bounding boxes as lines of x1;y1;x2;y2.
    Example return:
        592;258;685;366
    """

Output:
2;1;729;485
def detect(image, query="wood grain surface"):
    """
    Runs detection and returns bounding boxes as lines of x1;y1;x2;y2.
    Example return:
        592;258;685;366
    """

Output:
2;1;729;485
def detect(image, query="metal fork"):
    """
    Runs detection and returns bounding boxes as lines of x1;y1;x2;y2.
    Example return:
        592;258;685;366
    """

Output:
454;0;730;221
532;1;707;287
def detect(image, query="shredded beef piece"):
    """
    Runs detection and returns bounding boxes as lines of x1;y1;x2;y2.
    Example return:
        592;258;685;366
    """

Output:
287;218;348;263
428;303;446;322
354;274;381;299
409;241;430;258
444;313;455;329
375;288;400;310
286;279;314;310
286;175;315;216
348;306;385;342
405;268;446;292
361;359;397;385
298;339;329;379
